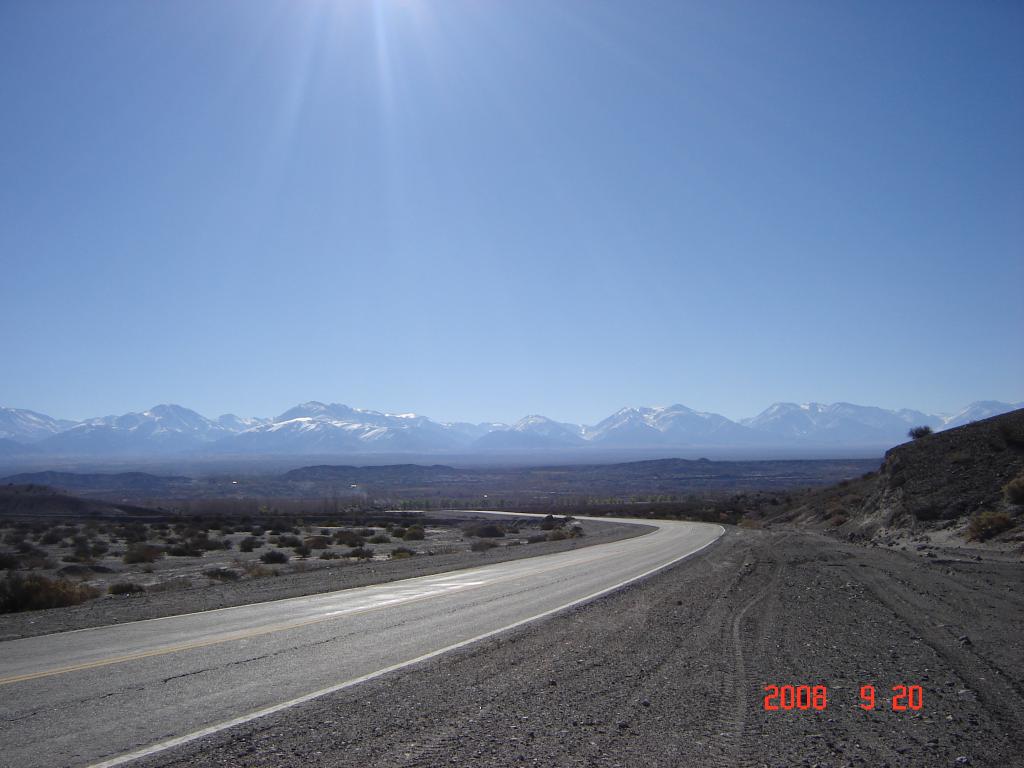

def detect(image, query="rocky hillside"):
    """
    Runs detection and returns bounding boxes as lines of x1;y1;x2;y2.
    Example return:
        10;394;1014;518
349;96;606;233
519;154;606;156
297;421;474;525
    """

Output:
766;409;1024;546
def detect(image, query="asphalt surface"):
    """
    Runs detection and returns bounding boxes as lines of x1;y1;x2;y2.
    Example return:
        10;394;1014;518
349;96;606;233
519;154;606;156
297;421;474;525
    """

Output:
129;528;1024;768
0;514;723;768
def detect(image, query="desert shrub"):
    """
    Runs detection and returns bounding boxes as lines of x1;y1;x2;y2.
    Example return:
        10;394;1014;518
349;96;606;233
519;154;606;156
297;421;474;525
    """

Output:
238;561;274;578
191;535;231;551
968;511;1015;541
303;536;331;550
390;547;416;559
116;523;150;544
403;526;425;541
21;552;56;569
0;573;100;613
357;528;376;537
123;544;163;564
539;514;565;531
108;582;145;595
203;567;241;581
347;547;374;559
260;549;289;564
39;528;67;545
277;535;302;548
547;528;569;541
998;421;1024;448
319;550;340;560
390;526;407;539
167;543;202;557
68;540;92;565
293;544;312;558
91;541;110;557
470;540;497;552
1004;474;1024;505
908;425;933;440
239;537;262;552
368;534;391;544
464;523;504;538
334;530;365;547
525;534;547;544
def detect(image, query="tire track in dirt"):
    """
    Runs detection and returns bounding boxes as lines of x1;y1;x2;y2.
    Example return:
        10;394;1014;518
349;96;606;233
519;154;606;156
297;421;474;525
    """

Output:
851;563;1024;737
726;550;785;767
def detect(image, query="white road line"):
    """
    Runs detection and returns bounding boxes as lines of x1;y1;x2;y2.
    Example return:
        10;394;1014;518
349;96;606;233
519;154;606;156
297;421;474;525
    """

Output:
87;525;723;768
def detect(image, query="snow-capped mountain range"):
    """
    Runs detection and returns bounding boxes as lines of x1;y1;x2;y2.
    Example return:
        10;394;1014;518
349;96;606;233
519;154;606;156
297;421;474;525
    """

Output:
0;400;1020;458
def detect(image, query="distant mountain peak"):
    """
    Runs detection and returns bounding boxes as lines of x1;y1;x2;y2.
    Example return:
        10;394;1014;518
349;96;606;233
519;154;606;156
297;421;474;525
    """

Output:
1;398;1020;458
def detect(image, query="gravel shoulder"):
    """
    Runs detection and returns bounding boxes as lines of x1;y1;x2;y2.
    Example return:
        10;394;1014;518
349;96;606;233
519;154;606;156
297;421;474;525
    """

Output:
0;515;644;641
139;527;1024;768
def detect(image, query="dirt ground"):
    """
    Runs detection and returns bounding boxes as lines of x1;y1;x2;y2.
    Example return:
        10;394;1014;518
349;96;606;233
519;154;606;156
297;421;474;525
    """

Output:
137;527;1024;768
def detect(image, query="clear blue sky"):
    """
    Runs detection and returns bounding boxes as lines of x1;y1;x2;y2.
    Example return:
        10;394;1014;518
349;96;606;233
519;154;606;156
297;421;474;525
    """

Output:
2;1;1021;424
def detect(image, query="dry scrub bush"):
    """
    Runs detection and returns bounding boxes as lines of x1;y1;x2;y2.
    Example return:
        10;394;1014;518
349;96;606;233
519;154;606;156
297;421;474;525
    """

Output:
464;523;504;538
123;544;163;564
108;582;145;595
908;425;933;440
968;511;1014;541
402;526;426;541
1004;474;1024;505
203;567;241;581
1;573;100;613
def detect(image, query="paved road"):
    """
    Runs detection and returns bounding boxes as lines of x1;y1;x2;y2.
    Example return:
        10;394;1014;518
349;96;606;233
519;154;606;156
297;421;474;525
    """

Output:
0;513;723;768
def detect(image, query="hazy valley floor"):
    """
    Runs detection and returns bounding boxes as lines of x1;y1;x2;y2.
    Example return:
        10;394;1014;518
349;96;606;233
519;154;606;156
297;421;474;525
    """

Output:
134;529;1024;768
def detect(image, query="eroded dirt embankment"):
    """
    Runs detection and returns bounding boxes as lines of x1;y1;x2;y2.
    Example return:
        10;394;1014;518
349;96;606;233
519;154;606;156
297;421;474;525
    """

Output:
140;528;1024;768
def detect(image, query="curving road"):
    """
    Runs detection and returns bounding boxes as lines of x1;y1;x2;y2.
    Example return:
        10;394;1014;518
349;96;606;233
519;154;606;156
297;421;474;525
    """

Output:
0;513;722;768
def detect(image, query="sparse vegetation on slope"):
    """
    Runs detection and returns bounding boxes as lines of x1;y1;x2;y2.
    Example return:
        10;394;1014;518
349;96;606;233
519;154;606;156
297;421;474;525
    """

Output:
757;409;1024;546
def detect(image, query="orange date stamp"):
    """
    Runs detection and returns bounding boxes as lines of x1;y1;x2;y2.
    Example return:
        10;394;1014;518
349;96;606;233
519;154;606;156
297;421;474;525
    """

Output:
763;684;923;712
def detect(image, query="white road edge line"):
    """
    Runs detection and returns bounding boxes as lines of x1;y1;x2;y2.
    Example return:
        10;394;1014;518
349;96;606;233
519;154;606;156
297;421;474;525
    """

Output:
87;523;724;768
